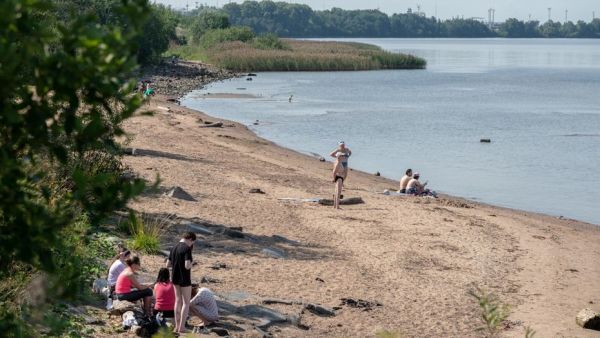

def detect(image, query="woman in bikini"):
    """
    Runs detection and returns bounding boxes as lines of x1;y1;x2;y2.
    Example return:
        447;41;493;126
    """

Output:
330;141;352;209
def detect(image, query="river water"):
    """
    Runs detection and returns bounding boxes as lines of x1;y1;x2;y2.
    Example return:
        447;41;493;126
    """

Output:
182;38;600;225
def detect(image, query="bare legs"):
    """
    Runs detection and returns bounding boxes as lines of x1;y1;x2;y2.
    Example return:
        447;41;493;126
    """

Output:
143;295;152;316
334;178;343;209
174;285;192;333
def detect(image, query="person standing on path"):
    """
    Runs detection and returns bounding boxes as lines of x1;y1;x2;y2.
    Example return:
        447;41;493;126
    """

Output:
330;141;352;209
167;232;196;334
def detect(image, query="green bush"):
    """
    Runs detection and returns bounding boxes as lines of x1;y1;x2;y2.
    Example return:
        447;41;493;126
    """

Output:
190;10;230;43
199;26;255;48
0;0;148;333
252;33;290;50
128;213;170;254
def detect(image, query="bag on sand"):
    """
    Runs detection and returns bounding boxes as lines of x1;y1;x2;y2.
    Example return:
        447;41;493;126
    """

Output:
136;316;160;337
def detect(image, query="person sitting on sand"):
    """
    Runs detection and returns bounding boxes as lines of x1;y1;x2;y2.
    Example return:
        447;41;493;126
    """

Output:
189;287;219;326
153;268;175;321
107;246;131;297
399;168;413;193
330;141;352;209
406;172;428;194
406;172;437;197
115;256;153;316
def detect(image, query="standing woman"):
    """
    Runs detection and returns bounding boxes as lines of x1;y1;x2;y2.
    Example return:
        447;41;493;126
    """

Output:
330;141;352;209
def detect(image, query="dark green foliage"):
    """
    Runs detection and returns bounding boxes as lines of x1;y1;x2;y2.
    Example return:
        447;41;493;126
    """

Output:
190;10;231;43
199;26;255;48
138;4;180;64
0;0;150;333
498;19;540;38
51;0;178;64
222;1;600;38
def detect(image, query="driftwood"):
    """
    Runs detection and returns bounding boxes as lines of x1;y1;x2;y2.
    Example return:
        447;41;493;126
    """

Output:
200;122;223;128
318;197;364;206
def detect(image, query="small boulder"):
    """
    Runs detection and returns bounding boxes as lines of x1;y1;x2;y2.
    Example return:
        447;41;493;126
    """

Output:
249;188;265;194
165;186;196;201
201;276;221;284
480;138;491;143
318;157;326;162
576;308;600;330
375;171;381;176
261;247;286;259
109;300;137;316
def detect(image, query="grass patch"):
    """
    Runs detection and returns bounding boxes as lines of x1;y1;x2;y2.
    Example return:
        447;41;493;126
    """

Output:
468;287;510;337
128;213;171;254
253;33;291;50
168;38;425;71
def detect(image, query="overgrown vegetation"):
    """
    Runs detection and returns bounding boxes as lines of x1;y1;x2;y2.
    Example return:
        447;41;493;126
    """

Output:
169;4;426;71
199;26;255;48
128;213;171;254
0;0;152;334
253;33;291;50
175;39;426;71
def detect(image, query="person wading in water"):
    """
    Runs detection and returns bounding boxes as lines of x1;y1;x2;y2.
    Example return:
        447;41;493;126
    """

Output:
330;141;352;209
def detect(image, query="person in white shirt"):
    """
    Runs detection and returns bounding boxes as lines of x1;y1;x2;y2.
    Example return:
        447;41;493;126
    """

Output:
107;247;131;295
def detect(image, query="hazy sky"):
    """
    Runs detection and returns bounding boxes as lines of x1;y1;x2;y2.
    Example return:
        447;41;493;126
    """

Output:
156;0;598;22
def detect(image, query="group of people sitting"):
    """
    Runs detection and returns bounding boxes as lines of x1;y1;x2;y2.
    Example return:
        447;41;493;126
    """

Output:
399;168;436;197
106;232;217;334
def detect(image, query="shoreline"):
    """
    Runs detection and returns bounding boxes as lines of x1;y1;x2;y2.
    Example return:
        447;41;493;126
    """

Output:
124;63;600;337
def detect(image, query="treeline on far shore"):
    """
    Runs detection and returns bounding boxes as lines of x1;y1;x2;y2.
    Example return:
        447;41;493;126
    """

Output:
218;0;600;39
169;8;427;71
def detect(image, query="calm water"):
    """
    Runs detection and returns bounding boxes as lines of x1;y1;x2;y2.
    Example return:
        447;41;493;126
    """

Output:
182;38;600;225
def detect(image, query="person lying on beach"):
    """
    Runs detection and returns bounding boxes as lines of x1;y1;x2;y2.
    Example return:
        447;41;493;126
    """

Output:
399;168;413;193
330;141;352;209
107;246;131;297
114;256;153;316
153;268;176;321
189;287;219;326
406;172;438;197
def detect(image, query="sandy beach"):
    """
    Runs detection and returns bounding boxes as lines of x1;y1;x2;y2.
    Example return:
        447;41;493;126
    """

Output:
119;91;600;337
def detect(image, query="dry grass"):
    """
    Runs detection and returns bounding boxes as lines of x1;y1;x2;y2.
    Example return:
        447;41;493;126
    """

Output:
171;39;426;71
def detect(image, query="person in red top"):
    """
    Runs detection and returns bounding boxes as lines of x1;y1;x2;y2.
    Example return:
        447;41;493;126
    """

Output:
153;268;175;319
115;256;153;316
